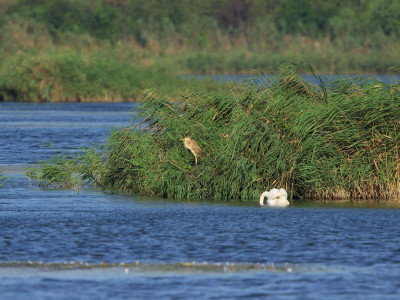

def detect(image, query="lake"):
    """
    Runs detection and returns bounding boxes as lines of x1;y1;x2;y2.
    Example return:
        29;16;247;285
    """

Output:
1;101;400;299
185;74;400;86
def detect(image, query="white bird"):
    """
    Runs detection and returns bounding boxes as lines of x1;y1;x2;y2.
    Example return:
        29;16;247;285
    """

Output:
259;188;289;207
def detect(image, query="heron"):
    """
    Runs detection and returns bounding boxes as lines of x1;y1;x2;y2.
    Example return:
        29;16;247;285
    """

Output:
180;136;202;165
259;188;289;207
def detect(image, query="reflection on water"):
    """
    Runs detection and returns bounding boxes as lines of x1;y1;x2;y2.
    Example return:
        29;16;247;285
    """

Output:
1;102;400;299
292;200;400;209
1;261;315;273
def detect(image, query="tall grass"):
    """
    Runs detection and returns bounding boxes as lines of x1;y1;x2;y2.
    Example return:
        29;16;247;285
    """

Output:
28;63;400;201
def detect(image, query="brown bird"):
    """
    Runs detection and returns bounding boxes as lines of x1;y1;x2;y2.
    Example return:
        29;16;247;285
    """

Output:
180;136;202;165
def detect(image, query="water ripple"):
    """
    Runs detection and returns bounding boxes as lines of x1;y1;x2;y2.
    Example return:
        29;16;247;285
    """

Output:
0;261;331;274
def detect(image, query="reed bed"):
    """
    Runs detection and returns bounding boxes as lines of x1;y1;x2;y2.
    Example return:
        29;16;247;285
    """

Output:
28;63;400;202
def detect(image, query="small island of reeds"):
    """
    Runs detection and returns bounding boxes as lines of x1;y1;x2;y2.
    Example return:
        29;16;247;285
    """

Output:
27;63;400;202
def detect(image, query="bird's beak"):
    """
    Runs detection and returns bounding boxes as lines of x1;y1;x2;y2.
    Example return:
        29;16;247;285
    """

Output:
179;138;185;141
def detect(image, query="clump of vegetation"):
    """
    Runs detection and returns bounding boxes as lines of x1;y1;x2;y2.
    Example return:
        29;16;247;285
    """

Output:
27;148;104;192
28;63;400;201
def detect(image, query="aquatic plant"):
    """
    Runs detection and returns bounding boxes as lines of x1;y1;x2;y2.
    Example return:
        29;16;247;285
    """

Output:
28;63;400;201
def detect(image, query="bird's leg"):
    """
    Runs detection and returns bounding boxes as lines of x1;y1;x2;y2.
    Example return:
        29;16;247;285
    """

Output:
195;156;198;166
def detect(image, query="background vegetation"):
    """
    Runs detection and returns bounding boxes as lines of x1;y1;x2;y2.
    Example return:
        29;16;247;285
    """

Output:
0;0;399;101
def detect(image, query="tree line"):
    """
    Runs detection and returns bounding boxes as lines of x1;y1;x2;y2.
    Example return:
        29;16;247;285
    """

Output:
3;0;400;45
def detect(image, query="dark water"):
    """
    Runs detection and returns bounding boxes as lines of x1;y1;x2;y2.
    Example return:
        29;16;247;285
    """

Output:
1;102;400;299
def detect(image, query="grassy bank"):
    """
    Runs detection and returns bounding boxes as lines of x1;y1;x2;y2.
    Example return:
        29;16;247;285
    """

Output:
27;63;400;202
0;49;226;102
1;42;398;102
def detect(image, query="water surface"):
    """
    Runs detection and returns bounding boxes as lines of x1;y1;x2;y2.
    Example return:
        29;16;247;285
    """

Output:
188;74;400;85
1;102;400;299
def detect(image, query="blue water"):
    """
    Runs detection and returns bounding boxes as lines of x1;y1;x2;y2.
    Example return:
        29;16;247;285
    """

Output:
187;74;400;86
1;102;400;299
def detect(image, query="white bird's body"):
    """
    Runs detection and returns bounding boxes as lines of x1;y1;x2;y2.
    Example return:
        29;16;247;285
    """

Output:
259;188;289;207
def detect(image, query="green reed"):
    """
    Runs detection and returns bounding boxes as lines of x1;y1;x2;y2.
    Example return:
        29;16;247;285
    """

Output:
27;63;400;201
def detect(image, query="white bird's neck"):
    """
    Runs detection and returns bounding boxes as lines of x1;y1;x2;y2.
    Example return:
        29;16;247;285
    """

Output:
259;191;269;205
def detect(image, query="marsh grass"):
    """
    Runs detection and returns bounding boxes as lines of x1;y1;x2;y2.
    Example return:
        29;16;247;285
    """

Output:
27;63;400;202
